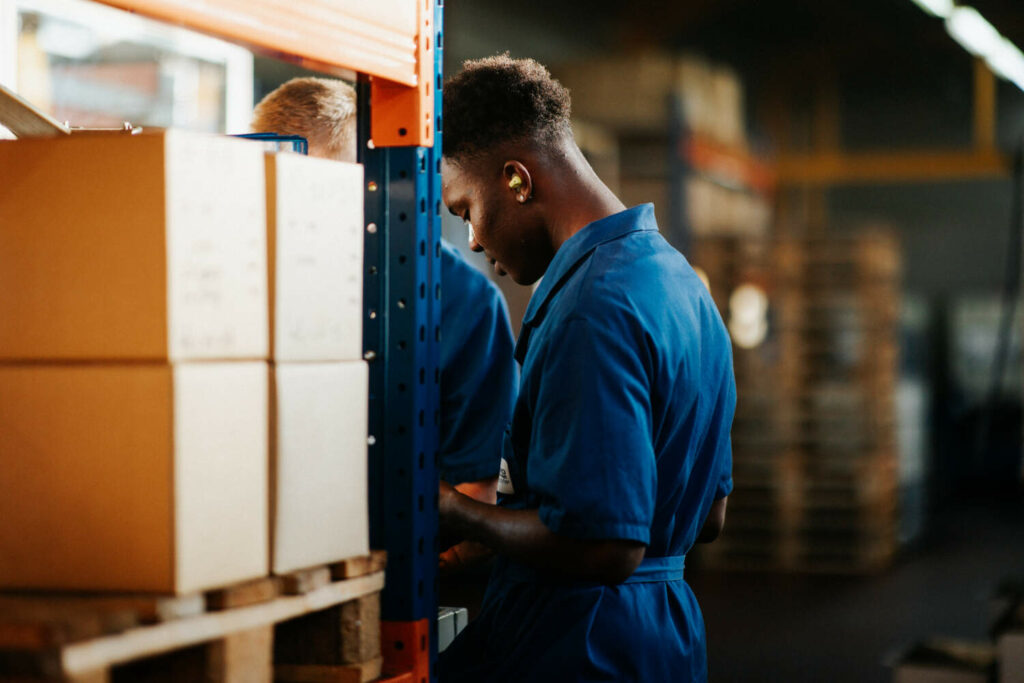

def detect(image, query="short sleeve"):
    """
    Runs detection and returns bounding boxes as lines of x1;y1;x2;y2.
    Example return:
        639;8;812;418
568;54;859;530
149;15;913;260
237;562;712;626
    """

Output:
528;315;656;545
439;251;518;485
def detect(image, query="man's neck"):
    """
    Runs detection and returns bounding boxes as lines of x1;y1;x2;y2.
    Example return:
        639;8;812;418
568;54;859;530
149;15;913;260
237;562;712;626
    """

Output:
547;148;627;251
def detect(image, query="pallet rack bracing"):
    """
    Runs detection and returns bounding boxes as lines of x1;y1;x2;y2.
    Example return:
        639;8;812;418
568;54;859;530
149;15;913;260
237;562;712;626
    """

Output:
86;0;443;678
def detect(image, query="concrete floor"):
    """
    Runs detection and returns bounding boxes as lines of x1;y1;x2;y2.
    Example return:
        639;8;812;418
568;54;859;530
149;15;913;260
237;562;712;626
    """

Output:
688;497;1024;682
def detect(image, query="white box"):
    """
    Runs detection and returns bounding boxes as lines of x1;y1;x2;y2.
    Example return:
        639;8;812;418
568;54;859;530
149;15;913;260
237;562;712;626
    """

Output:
0;130;268;361
271;361;369;574
267;153;364;361
0;362;269;593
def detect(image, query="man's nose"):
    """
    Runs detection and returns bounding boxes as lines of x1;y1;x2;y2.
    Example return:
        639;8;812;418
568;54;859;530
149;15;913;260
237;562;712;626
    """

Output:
468;224;483;252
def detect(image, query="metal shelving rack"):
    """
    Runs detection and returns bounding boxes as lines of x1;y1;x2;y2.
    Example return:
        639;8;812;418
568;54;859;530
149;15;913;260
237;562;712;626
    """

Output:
83;1;444;678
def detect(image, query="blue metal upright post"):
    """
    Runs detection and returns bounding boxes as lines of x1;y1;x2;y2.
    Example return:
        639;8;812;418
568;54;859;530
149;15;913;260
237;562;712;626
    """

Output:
360;2;443;679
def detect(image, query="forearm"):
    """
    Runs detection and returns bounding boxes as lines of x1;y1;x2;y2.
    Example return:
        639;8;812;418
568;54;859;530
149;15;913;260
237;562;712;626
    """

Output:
441;489;644;584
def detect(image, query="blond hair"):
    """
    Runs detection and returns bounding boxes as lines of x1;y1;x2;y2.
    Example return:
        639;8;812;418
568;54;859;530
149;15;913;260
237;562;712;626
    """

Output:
251;77;357;162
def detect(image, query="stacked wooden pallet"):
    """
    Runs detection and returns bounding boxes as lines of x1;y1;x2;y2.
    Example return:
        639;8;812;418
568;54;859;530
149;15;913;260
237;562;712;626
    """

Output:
690;232;901;573
0;553;389;683
775;232;901;573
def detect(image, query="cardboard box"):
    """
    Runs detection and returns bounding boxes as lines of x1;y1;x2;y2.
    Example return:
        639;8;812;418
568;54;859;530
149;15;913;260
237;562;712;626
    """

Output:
266;153;364;361
554;54;732;141
271;362;369;574
891;639;996;683
999;631;1024;683
554;54;678;132
0;130;267;361
0;362;269;593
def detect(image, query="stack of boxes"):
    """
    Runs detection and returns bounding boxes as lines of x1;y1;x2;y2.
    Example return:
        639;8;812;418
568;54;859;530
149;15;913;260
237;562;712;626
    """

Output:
555;52;770;245
0;130;368;594
264;152;368;575
554;53;745;145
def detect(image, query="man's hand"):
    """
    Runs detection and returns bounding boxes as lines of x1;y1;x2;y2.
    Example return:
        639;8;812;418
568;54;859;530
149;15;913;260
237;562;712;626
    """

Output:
439;540;494;575
438;480;644;584
454;476;498;505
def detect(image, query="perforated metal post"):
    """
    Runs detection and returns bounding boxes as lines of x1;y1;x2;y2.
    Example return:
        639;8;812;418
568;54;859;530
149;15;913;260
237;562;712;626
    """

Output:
360;2;443;678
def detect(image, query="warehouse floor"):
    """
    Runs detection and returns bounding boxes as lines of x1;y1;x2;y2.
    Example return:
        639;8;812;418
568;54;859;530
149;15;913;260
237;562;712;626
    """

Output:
689;495;1024;682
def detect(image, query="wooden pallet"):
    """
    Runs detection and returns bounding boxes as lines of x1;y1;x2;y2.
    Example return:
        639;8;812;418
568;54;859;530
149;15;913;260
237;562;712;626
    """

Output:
0;552;387;682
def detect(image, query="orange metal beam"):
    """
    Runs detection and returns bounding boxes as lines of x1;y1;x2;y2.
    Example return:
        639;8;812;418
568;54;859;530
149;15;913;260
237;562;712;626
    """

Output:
96;0;418;86
371;0;435;147
776;148;1010;186
97;0;436;147
683;135;776;194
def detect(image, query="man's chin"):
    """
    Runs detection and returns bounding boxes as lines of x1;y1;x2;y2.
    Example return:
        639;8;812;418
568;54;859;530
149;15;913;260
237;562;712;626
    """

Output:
510;270;543;287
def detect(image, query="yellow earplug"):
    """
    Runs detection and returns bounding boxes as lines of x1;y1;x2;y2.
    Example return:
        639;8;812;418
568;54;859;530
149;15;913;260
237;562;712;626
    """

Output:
509;174;523;190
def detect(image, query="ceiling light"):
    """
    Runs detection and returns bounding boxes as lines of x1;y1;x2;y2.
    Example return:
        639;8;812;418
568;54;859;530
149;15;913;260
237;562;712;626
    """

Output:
909;0;1024;92
910;0;953;19
945;7;1002;58
986;37;1024;90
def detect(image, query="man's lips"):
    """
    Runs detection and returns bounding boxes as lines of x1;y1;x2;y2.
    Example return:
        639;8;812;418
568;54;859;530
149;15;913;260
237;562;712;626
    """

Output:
488;256;506;276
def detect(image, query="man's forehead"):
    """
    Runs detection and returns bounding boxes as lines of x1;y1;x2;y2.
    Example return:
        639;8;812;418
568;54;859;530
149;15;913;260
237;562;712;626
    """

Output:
440;158;470;200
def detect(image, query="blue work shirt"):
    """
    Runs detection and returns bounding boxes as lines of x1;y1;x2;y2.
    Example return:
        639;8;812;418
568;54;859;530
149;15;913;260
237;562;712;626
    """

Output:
440;240;517;484
439;204;735;682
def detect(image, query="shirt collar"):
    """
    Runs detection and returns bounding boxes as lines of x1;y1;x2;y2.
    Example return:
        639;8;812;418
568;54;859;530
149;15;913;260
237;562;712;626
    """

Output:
520;204;658;330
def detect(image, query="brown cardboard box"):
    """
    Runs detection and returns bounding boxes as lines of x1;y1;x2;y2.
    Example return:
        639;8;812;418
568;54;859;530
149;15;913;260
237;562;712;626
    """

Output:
999;631;1024;683
891;640;996;683
709;66;745;148
271;362;369;574
554;54;731;140
0;362;269;593
0;130;267;361
554;54;678;132
265;153;364;361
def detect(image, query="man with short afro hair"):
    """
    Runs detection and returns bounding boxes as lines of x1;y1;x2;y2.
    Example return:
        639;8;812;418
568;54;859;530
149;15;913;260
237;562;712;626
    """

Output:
438;55;734;682
442;54;572;160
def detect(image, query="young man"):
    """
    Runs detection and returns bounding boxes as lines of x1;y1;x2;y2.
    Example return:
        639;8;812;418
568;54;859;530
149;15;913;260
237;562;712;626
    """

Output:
252;77;517;504
437;56;735;681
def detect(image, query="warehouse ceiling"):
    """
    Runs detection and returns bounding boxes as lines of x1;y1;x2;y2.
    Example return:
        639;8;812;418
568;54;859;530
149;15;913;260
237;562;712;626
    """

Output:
454;0;1024;71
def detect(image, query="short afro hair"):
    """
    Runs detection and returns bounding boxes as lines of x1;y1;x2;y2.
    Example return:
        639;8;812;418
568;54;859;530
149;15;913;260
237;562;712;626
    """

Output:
442;54;571;160
252;77;356;161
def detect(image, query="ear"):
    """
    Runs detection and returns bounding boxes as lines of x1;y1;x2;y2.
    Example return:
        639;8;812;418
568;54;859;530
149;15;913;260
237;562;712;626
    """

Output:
502;161;532;204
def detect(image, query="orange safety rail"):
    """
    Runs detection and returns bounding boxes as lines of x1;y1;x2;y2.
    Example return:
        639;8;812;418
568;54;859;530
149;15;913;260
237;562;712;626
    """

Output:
381;619;431;683
96;0;418;85
371;0;434;147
